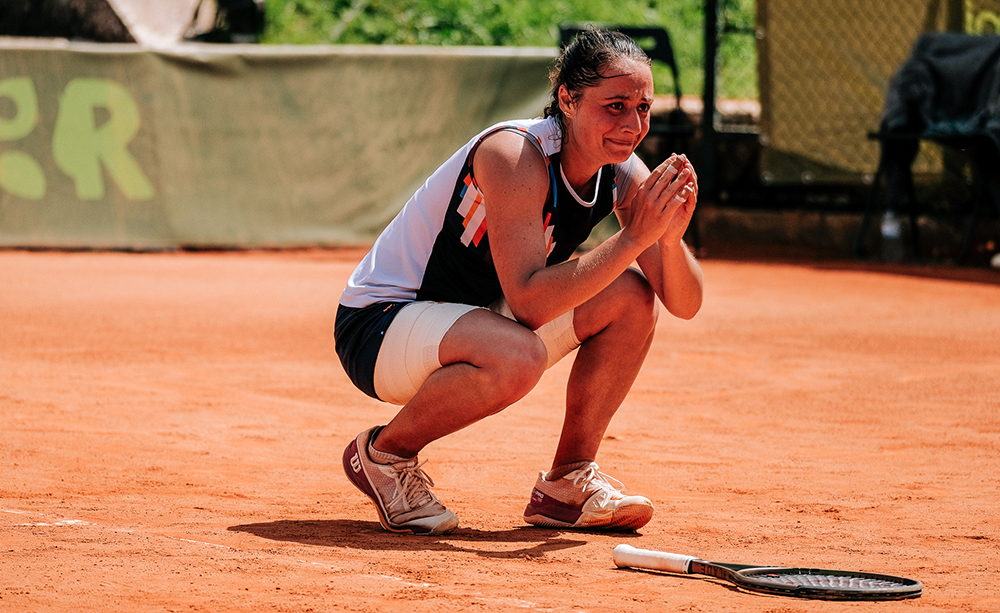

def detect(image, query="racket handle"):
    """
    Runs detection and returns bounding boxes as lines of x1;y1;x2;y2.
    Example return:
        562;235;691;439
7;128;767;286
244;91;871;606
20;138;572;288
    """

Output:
613;544;697;574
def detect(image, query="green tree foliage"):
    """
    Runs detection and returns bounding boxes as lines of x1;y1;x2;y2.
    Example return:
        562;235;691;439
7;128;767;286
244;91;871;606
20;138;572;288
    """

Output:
261;0;757;99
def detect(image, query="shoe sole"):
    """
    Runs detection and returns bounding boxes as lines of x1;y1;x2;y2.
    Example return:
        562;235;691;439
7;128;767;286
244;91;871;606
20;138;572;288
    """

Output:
524;487;653;531
523;508;652;531
342;433;457;536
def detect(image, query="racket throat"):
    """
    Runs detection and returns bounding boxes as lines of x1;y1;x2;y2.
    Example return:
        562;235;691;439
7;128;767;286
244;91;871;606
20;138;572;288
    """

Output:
691;560;730;579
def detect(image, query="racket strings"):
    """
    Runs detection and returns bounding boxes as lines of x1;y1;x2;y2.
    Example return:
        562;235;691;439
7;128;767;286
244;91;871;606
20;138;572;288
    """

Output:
752;572;908;590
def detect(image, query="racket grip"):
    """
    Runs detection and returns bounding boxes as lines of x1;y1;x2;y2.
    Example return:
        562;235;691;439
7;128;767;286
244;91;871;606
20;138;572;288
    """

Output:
613;544;697;574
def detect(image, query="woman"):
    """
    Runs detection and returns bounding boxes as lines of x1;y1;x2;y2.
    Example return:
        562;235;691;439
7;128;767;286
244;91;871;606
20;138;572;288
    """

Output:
335;29;703;535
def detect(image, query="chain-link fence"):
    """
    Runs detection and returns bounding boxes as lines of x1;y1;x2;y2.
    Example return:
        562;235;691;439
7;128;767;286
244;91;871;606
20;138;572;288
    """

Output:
756;0;1000;188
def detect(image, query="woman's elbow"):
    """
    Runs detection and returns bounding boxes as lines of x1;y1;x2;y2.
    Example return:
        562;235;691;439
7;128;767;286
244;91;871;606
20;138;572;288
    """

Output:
509;307;549;331
499;296;547;331
664;292;703;320
671;305;701;321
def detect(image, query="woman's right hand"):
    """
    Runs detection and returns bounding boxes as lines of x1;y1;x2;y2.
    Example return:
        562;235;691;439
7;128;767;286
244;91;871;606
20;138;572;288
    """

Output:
619;154;697;250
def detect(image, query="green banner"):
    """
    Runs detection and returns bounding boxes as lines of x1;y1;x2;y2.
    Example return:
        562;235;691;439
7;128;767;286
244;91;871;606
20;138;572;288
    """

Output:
0;41;555;248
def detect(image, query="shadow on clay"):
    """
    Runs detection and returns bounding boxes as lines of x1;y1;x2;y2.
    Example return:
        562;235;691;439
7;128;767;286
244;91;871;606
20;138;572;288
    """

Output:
228;519;641;558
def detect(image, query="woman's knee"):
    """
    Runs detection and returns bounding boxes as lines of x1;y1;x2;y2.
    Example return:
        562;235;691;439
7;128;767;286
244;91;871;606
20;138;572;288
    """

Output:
618;267;658;315
615;268;659;335
486;329;548;400
576;268;658;339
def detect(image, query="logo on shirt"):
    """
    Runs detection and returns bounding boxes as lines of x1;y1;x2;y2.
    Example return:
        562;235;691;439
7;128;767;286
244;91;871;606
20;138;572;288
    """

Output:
456;172;488;247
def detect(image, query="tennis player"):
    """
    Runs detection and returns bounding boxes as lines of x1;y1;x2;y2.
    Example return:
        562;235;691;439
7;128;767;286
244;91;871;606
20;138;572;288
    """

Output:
335;28;703;535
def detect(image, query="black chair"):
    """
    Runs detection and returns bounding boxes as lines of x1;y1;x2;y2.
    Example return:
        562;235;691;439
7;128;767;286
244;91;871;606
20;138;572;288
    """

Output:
856;130;999;262
558;25;695;159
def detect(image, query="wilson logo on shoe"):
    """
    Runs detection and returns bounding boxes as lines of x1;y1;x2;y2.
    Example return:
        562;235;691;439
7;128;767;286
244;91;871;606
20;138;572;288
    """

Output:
350;453;362;473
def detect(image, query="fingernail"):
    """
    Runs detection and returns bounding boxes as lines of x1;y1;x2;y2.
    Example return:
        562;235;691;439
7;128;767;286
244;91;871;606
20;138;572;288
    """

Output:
665;164;677;174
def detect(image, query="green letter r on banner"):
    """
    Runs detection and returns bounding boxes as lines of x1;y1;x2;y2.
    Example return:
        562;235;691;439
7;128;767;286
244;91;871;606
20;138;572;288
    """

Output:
53;78;154;201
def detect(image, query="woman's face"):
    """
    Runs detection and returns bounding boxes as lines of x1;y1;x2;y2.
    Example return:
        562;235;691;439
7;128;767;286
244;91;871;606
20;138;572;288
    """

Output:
560;57;654;167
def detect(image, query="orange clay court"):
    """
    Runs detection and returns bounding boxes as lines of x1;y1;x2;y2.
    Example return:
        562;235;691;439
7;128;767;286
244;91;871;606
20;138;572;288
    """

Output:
1;247;998;612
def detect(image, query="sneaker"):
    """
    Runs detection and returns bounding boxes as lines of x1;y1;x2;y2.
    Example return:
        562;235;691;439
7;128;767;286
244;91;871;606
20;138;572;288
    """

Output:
523;462;653;531
342;426;459;535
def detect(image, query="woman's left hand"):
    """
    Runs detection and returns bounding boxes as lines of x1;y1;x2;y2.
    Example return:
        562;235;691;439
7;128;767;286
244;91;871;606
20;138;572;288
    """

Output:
658;154;698;247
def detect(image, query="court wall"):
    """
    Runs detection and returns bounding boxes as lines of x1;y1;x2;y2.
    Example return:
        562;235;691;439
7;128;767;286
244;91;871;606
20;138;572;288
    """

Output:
0;40;554;249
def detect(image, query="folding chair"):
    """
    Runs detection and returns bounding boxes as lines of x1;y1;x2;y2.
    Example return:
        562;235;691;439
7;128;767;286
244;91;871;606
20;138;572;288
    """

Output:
856;32;1000;263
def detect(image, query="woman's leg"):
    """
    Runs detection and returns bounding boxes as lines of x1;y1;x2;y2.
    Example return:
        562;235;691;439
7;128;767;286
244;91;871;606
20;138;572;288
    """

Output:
520;267;658;531
551;267;659;471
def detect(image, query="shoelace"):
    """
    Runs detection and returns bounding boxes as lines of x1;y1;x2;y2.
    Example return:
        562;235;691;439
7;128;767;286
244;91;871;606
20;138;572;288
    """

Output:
572;464;626;503
393;459;436;510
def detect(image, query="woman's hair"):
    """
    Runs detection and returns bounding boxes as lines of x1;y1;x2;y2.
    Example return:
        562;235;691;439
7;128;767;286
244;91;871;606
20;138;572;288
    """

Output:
544;28;651;128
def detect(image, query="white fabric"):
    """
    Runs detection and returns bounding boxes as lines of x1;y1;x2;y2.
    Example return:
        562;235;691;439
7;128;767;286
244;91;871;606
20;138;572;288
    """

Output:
372;298;580;405
106;0;210;46
373;302;478;405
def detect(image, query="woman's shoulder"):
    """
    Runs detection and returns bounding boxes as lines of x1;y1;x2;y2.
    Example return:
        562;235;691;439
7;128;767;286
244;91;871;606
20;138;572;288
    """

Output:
476;117;562;156
471;121;553;196
474;130;550;182
612;153;644;182
611;153;647;207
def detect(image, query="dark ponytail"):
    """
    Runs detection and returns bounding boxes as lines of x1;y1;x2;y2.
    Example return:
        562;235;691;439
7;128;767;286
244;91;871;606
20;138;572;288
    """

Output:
544;28;651;128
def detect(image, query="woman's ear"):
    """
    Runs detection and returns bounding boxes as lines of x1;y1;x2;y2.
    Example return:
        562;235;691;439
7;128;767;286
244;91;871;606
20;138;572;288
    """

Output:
558;85;574;120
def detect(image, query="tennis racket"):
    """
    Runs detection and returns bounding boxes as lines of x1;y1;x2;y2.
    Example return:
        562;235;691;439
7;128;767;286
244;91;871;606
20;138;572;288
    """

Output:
612;544;922;601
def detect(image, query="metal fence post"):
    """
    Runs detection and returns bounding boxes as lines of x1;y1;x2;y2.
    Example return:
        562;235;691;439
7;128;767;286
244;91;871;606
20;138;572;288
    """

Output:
701;0;719;201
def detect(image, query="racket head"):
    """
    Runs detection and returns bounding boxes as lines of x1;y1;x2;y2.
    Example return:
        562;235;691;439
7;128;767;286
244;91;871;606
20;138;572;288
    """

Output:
721;564;923;601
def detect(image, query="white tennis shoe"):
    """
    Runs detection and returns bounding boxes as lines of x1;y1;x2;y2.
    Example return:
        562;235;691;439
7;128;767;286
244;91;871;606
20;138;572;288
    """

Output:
343;426;458;535
523;462;653;531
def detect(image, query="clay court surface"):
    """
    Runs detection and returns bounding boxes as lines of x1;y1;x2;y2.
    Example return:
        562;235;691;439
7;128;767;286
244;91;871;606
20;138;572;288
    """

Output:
2;247;998;612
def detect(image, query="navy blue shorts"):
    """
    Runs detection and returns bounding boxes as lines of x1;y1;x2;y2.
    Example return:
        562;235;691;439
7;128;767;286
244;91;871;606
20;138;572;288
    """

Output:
334;301;407;401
